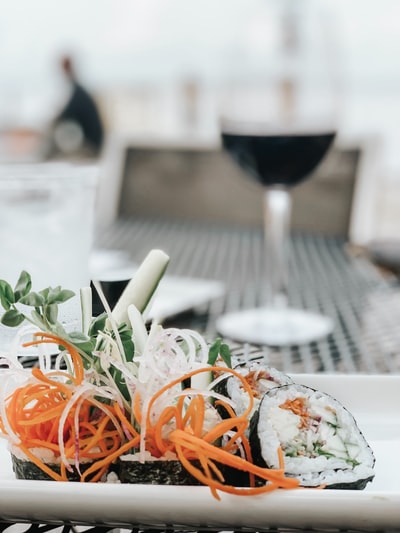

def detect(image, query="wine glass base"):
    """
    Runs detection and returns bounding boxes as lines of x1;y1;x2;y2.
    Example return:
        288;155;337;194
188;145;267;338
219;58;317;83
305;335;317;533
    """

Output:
216;307;334;347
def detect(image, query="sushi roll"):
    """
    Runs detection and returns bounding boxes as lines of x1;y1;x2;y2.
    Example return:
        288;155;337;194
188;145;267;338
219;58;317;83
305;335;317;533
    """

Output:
117;452;202;485
217;361;294;419
10;445;96;481
117;396;225;486
249;384;375;489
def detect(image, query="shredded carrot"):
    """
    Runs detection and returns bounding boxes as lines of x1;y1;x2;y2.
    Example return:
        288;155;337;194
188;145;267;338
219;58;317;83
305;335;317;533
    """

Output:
145;365;255;427
1;332;131;482
23;332;84;385
175;441;287;499
277;446;285;469
134;366;299;498
279;397;309;429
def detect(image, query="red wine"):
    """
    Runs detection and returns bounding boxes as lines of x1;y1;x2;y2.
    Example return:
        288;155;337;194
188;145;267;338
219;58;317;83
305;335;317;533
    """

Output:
222;129;335;187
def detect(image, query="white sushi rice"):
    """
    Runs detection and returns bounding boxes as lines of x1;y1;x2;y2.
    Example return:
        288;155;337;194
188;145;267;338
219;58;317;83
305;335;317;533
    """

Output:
226;362;293;419
9;443;96;464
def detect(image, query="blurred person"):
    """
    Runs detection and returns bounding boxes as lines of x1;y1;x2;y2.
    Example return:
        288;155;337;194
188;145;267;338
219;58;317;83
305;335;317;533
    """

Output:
49;55;104;158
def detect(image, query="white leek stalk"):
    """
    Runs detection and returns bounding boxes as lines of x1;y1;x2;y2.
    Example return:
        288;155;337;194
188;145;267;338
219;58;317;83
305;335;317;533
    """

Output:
80;286;92;336
127;303;148;355
111;249;170;325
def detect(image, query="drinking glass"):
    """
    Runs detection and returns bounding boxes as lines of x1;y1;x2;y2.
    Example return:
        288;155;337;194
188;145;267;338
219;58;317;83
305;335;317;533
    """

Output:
216;1;338;346
0;162;98;352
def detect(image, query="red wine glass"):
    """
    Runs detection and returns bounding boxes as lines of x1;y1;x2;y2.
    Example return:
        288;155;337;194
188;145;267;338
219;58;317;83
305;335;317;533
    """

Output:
216;3;338;346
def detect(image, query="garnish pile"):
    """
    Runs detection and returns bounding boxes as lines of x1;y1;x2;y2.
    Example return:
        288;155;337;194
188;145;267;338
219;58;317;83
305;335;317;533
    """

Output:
0;250;299;498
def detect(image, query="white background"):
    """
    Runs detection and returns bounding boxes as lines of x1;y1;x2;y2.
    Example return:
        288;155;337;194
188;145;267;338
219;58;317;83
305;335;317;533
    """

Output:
0;0;399;165
1;0;400;242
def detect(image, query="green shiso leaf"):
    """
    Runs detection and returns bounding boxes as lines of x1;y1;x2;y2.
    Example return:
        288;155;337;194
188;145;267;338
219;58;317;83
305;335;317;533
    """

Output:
207;338;232;368
208;338;221;365
219;342;232;368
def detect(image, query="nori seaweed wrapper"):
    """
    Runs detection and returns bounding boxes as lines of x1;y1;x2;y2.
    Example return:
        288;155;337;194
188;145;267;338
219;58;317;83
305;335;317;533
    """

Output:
117;457;202;485
11;454;98;482
117;456;252;487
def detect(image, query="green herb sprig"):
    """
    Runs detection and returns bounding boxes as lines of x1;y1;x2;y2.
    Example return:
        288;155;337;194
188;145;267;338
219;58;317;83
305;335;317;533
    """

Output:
0;271;135;366
0;270;231;379
0;271;74;335
208;338;232;368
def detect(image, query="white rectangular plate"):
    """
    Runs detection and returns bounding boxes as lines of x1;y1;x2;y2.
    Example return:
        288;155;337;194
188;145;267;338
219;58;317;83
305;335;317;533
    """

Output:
0;373;399;530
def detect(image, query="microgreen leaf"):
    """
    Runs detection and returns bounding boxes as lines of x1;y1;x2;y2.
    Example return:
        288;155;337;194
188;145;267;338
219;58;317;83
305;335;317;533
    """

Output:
19;292;45;307
30;310;48;330
110;367;130;401
118;324;134;362
46;286;62;304
52;321;68;338
0;280;15;309
67;331;95;353
67;331;89;343
45;304;58;324
89;313;107;337
13;271;32;301
1;309;25;327
39;287;50;300
47;288;75;305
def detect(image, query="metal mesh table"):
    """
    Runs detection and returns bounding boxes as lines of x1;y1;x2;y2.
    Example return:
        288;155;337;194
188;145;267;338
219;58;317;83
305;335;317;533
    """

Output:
97;216;400;375
0;525;385;533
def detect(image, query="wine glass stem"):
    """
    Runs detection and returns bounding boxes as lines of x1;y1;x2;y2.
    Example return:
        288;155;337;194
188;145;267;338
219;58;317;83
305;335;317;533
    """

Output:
263;186;292;309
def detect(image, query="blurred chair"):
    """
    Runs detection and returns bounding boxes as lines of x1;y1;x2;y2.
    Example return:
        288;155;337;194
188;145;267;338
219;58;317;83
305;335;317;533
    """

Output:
97;133;380;242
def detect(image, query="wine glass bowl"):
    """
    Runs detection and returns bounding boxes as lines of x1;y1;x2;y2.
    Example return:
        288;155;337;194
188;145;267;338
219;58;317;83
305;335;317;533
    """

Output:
221;125;335;189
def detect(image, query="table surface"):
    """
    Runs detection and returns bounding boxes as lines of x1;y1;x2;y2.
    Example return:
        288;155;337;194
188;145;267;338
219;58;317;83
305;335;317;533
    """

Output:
4;216;400;533
97;216;400;375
